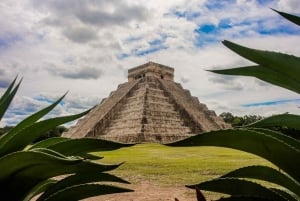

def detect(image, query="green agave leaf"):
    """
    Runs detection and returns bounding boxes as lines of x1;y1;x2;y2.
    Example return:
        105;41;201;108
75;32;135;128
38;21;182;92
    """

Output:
0;151;120;200
9;165;119;200
187;178;287;201
0;151;82;181
271;188;298;201
12;159;120;182
0;150;119;181
29;138;104;159
0;109;90;156
272;9;300;26
245;114;300;130
221;165;300;198
222;40;300;85
46;138;133;156
168;129;300;182
0;93;67;150
38;184;133;201
30;148;70;159
77;153;104;160
0;76;18;105
0;77;21;121
209;65;300;94
28;137;103;160
23;179;56;201
247;128;300;151
29;137;69;150
216;196;277;201
38;172;129;201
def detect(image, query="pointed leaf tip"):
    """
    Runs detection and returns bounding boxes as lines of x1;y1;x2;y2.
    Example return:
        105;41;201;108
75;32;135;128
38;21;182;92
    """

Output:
272;8;300;26
195;187;207;201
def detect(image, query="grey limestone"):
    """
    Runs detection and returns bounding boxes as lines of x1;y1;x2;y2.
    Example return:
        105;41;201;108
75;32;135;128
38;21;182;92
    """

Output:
63;62;230;143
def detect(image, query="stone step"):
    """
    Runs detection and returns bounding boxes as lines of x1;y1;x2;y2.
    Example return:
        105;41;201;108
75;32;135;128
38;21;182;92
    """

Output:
99;134;143;144
143;134;194;144
144;101;174;110
103;127;142;136
110;118;142;126
100;132;194;144
110;114;185;126
143;124;192;134
130;88;147;96
122;101;144;110
160;80;220;130
127;93;170;103
111;118;185;128
126;95;146;102
137;81;161;89
144;110;179;117
64;79;140;138
122;97;143;106
130;88;165;97
114;112;144;120
105;121;191;135
144;117;184;125
115;103;178;119
105;123;142;130
147;88;165;96
146;95;169;102
115;108;144;115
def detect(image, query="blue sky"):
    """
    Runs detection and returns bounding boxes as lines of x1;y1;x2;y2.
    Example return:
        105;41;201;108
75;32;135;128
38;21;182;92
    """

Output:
242;99;300;107
0;0;300;126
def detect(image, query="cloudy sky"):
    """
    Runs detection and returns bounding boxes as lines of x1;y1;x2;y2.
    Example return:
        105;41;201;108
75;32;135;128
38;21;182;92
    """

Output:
1;0;300;126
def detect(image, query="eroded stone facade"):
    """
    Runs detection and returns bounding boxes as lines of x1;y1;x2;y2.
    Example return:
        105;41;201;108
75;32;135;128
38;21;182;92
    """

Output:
128;62;174;82
63;62;230;143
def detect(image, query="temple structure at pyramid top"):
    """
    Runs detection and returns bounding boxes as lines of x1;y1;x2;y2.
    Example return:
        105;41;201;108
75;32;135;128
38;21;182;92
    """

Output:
128;62;174;81
63;62;230;143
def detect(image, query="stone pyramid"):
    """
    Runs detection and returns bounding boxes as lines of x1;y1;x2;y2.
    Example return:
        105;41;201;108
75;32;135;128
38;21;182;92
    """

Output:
63;62;230;143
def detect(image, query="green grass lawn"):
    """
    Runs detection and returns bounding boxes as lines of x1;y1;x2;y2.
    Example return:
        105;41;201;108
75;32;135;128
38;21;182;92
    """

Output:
97;143;272;187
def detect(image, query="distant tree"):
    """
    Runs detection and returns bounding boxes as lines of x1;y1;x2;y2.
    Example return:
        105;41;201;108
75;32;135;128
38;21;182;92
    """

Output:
34;126;68;142
219;112;263;127
231;116;245;127
219;112;234;123
243;115;263;125
220;112;300;139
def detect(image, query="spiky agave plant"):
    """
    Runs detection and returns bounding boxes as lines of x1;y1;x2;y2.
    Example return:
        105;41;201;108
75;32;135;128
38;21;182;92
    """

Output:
0;77;133;201
168;10;300;201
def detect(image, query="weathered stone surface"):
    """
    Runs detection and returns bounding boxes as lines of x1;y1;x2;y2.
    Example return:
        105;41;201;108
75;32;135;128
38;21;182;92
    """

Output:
63;62;230;143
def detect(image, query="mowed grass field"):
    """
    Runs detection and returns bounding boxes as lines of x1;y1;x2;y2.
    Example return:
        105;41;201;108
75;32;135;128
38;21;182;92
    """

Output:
97;143;272;187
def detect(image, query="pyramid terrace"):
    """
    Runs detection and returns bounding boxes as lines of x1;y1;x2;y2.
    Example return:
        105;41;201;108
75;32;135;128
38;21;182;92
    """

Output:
63;62;230;143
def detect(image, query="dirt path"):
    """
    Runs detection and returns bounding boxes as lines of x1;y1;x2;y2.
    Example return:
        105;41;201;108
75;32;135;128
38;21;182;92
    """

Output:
84;182;196;201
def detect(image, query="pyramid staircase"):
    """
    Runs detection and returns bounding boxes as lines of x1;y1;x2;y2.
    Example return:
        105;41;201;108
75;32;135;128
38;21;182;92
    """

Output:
64;62;230;143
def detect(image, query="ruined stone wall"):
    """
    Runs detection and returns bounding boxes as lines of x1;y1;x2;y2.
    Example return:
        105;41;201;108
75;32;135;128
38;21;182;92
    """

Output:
158;79;230;132
63;79;140;138
128;62;174;82
64;62;230;143
98;76;195;144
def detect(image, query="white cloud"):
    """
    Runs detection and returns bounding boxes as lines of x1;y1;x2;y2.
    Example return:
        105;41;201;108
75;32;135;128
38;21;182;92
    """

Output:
62;26;98;43
278;0;300;12
47;65;103;80
0;0;299;126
